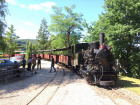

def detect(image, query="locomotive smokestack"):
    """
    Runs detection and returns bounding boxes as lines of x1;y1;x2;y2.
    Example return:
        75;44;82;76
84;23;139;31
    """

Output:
99;33;105;46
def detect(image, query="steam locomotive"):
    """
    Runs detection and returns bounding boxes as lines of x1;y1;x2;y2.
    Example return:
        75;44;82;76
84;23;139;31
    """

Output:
79;33;117;86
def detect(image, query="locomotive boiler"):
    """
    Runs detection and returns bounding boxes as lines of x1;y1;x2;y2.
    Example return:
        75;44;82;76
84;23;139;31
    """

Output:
79;33;117;86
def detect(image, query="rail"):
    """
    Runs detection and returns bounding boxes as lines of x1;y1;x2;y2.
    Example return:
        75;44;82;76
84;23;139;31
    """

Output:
26;66;65;105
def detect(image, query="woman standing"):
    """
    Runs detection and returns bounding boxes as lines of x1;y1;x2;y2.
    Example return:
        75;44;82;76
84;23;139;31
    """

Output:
27;57;32;71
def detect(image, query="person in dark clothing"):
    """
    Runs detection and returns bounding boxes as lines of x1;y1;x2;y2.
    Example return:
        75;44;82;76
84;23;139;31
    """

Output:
32;55;37;74
27;57;32;71
37;54;41;70
49;56;56;73
22;57;26;68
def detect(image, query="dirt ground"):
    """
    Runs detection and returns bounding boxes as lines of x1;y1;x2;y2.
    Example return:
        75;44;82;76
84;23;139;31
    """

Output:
0;60;137;105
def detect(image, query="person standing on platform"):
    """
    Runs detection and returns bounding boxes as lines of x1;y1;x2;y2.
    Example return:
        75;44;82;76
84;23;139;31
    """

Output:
22;57;26;68
49;56;56;73
27;57;32;71
32;55;37;74
37;54;41;70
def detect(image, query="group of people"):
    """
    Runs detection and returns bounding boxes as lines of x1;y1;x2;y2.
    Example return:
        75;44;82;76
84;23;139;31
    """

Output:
22;54;42;74
13;54;56;74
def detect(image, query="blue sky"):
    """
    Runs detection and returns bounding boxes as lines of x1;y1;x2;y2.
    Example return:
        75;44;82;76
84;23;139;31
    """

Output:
5;0;105;39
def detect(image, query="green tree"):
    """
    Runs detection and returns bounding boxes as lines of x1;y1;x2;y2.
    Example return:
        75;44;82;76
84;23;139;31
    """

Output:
0;37;7;56
0;0;7;37
49;5;84;49
103;0;140;78
5;25;19;58
85;0;140;78
84;0;140;78
0;0;8;53
25;41;32;64
36;18;50;50
83;20;103;42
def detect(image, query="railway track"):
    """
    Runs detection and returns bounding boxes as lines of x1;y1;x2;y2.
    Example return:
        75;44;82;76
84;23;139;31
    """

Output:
90;85;138;105
109;87;138;105
47;67;74;105
26;67;65;105
25;63;138;105
63;66;137;105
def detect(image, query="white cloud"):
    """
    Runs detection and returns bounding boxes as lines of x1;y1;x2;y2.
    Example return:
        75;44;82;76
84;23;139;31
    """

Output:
41;2;55;9
29;4;42;10
6;0;17;5
18;20;35;26
28;2;55;12
45;8;51;12
19;4;27;8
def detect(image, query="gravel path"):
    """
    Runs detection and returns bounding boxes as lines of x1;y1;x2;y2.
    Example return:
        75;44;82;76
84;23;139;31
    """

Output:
0;60;139;105
0;61;57;105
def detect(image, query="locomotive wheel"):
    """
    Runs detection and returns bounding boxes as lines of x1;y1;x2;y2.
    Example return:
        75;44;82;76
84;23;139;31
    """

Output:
86;73;94;84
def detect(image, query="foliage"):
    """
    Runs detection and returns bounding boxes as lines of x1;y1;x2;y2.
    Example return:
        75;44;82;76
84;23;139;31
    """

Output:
0;0;8;53
32;44;39;54
0;36;7;54
36;18;50;50
5;25;19;58
25;41;32;64
84;0;140;78
83;21;101;42
15;39;37;51
103;0;140;78
0;0;7;37
16;39;37;45
49;5;84;49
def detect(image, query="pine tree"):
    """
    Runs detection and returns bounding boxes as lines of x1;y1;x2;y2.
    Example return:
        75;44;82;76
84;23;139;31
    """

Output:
25;41;32;64
25;42;29;64
36;18;50;50
0;0;8;53
5;25;19;58
0;0;7;37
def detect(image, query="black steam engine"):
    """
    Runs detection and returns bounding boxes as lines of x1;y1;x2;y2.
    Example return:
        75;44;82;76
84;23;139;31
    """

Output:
79;33;117;86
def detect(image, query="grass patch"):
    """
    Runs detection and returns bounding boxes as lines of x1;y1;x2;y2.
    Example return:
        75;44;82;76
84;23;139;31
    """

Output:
118;75;140;95
0;55;3;58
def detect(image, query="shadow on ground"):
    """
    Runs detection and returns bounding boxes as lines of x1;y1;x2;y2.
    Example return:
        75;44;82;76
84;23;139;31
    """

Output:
0;64;81;98
117;77;140;88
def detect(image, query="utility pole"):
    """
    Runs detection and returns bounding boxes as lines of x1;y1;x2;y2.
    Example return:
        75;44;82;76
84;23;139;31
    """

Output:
67;25;74;47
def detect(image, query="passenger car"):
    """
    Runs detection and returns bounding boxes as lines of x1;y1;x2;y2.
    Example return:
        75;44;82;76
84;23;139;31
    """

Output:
0;59;20;69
